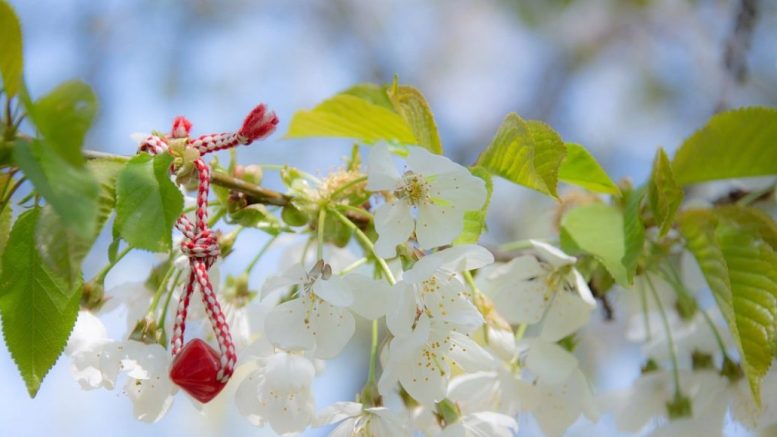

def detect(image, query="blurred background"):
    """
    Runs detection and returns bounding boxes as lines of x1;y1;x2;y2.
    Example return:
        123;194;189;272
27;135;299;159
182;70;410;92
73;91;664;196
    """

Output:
1;0;775;435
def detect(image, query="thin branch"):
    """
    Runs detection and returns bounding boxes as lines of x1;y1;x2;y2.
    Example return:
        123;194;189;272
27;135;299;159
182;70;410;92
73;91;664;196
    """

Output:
83;149;290;207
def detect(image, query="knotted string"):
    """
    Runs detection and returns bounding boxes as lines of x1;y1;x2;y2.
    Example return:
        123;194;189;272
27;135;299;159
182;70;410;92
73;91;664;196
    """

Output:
138;104;278;383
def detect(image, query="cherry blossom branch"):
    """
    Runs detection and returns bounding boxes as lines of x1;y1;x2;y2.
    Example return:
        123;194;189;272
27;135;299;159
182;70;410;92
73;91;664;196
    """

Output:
83;149;291;207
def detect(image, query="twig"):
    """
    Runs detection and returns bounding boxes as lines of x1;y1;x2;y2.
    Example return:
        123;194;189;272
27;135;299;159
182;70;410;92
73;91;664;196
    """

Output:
83;149;290;207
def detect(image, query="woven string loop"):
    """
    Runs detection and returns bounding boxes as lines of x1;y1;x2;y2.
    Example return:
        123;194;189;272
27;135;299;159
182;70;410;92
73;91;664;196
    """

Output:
136;104;278;383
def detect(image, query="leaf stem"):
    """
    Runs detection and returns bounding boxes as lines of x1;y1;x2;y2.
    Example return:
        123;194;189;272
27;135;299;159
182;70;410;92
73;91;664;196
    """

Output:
158;270;183;331
148;260;177;315
317;207;326;260
246;235;279;274
328;207;395;285
94;245;132;283
366;319;379;385
644;274;682;397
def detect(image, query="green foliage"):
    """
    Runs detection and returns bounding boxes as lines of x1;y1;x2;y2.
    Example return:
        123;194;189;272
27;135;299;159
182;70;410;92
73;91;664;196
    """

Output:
648;148;683;236
561;203;630;286
13;139;99;239
672;107;777;185
0;0;23;98
114;153;183;252
679;208;777;403
25;81;98;167
387;80;443;154
455;166;493;244
558;143;619;195
621;186;646;284
477;113;566;198
341;83;394;109
0;209;80;397
36;158;125;288
287;93;415;145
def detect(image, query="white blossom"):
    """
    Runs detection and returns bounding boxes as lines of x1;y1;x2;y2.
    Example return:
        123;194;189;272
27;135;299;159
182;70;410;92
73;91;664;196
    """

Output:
66;312;176;423
262;261;356;359
439;411;518;437
366;144;487;258
478;240;596;341
315;402;411;436
378;315;493;407
235;350;316;435
386;245;493;338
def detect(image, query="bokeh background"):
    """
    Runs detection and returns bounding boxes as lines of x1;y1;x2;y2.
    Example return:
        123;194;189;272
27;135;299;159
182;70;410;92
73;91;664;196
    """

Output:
1;0;776;435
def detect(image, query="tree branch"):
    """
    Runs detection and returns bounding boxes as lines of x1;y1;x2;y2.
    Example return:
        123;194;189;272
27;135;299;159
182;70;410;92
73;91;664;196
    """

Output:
83;149;290;207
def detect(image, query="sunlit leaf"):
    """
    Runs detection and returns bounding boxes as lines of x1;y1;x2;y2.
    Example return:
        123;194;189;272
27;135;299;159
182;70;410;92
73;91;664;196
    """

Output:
0;0;23;97
649;148;683;236
558;143;619;195
477;113;566;198
679;209;777;404
561;203;629;286
673;107;777;184
287;93;415;145
388;81;443;154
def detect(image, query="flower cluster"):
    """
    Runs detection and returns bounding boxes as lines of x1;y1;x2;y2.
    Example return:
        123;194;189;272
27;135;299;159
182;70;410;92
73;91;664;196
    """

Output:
65;143;777;436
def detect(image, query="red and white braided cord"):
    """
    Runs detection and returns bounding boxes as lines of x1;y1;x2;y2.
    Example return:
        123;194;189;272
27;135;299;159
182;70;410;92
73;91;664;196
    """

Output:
138;104;278;383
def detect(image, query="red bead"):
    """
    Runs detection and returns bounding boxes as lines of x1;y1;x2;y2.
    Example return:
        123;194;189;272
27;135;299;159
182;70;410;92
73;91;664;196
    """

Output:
169;339;226;403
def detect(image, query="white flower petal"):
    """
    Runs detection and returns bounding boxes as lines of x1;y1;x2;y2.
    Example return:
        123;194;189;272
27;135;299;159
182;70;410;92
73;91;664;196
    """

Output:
367;143;401;191
415;203;462;250
428;169;487;213
445;331;496;372
309;301;356;359
235;370;266;427
386;283;418;338
314;401;363;427
374;200;414;258
313;275;353;307
530;240;576;267
260;263;308;298
405;245;494;284
346;274;393;320
122;343;175;423
264;298;317;352
520;369;597;437
525;339;578;385
540;289;595;342
406;146;465;176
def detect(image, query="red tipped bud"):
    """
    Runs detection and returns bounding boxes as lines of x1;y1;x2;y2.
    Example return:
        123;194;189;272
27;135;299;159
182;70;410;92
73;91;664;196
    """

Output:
238;104;279;144
172;116;192;138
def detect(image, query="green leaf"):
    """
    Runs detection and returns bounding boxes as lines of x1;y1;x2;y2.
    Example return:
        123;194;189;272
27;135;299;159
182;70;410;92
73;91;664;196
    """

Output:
114;153;183;252
388;82;443;154
0;198;11;277
0;209;80;397
648;148;683;236
36;158;125;287
341;83;394;110
0;1;23;97
714;205;777;250
558;143;619;195
621;186;646;284
679;209;777;403
672;107;777;185
13;139;99;239
455;166;493;244
287;94;416;145
560;203;629;286
25;81;98;167
477;113;567;198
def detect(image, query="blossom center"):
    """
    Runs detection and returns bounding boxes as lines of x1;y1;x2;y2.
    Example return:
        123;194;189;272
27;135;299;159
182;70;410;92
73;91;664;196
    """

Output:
395;171;431;206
